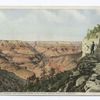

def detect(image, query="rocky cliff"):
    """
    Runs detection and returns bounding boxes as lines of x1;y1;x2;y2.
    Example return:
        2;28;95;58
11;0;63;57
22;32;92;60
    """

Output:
82;25;100;57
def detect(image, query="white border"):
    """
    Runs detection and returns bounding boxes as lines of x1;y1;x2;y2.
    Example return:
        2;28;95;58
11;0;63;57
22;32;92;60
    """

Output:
0;0;100;6
0;6;100;9
1;92;100;96
0;5;100;96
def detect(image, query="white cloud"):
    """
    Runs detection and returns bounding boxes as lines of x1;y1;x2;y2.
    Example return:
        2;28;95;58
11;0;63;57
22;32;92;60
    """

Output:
0;9;98;41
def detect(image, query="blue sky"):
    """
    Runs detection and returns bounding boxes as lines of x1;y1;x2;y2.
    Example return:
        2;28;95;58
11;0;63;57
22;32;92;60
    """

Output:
0;9;100;41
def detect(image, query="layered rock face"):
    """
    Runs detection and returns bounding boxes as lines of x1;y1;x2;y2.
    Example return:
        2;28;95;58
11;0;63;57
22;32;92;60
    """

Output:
0;40;81;92
32;41;82;74
0;41;81;79
0;40;37;80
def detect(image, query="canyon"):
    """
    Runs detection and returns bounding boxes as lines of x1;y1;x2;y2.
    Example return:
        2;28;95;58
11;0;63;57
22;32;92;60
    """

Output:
0;40;81;92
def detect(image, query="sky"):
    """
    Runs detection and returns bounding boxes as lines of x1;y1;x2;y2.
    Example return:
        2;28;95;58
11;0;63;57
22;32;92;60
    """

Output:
0;9;100;41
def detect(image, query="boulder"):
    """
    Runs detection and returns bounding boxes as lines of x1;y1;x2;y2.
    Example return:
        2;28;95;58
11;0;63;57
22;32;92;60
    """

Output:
77;57;95;75
86;85;100;92
85;81;97;90
95;79;100;85
89;74;98;81
63;83;69;92
76;76;86;87
93;63;100;75
72;70;80;77
96;75;100;80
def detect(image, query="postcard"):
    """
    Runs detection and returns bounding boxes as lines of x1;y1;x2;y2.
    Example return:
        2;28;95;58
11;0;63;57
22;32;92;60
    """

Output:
0;6;100;95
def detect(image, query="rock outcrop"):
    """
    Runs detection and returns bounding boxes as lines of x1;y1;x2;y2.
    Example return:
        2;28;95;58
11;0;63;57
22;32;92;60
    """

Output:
25;54;100;92
82;24;100;57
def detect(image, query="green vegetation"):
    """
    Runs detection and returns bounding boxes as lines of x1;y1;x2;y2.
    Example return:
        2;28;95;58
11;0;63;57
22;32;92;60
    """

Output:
86;24;100;39
25;71;72;92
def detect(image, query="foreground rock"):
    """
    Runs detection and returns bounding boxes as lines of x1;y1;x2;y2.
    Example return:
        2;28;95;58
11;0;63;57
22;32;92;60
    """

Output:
93;63;100;75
